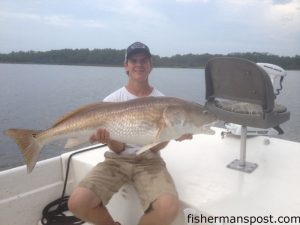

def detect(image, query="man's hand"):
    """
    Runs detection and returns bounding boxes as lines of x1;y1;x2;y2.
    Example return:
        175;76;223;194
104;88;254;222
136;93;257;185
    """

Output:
90;129;125;154
90;128;110;144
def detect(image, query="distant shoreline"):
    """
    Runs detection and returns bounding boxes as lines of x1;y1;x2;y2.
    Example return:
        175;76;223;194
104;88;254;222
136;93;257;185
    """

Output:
1;49;299;70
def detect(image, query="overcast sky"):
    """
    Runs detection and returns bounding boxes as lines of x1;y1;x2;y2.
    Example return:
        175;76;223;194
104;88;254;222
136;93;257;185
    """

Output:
0;0;299;56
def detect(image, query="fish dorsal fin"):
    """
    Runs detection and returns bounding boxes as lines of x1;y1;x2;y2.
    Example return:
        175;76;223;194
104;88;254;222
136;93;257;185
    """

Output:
52;102;114;127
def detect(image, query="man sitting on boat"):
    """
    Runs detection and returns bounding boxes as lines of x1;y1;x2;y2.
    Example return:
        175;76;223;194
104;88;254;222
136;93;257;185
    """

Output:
68;42;193;225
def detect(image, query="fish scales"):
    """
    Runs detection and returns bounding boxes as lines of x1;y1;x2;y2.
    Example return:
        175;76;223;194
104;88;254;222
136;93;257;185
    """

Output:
100;102;164;143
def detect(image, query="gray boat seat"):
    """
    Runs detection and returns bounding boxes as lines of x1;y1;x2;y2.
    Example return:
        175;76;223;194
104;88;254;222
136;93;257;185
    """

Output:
205;57;290;129
204;57;290;173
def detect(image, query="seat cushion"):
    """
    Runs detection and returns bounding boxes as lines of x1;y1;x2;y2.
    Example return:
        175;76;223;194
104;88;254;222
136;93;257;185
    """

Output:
215;100;287;115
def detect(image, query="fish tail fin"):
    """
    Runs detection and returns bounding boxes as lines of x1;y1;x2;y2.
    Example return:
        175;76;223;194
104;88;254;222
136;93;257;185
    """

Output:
4;129;44;173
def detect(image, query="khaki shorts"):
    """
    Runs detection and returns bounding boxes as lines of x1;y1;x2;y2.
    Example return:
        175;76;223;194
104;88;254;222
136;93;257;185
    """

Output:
78;151;178;211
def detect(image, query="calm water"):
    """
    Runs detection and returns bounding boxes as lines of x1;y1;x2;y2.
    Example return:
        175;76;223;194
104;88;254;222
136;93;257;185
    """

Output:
0;63;299;171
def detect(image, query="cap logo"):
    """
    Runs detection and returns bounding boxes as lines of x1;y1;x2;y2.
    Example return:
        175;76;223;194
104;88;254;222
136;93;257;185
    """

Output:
131;42;146;49
125;42;151;61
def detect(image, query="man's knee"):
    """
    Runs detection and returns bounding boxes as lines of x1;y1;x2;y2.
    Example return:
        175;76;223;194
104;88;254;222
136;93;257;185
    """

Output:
152;194;180;219
68;193;82;215
68;187;101;217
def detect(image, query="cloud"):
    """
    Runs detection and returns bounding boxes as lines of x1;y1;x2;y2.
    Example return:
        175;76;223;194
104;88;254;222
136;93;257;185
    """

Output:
176;0;209;2
264;0;300;31
0;11;40;21
0;11;106;28
272;0;293;5
97;0;168;21
208;0;300;32
0;0;298;55
43;15;106;28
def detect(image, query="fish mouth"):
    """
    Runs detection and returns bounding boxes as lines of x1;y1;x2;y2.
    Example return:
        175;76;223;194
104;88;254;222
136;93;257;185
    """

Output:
205;120;219;127
201;121;219;135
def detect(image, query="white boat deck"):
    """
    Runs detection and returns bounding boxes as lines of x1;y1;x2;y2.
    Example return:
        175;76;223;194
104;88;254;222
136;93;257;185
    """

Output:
1;127;300;225
63;127;300;224
162;128;300;218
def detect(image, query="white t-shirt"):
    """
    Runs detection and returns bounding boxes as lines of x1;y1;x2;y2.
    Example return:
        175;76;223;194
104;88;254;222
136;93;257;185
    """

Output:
103;86;164;155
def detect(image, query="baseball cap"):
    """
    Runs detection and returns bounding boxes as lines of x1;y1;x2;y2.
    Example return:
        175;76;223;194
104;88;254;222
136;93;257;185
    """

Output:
125;42;151;60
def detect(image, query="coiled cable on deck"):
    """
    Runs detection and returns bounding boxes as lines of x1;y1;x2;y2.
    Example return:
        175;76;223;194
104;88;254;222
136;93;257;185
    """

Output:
41;144;107;225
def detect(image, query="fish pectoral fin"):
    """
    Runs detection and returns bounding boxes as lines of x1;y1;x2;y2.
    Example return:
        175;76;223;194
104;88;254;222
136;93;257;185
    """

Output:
154;118;167;141
163;105;186;127
136;143;160;155
138;118;167;155
64;137;89;149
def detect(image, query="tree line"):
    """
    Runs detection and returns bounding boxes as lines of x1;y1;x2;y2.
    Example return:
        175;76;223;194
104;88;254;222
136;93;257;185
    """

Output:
0;49;299;69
